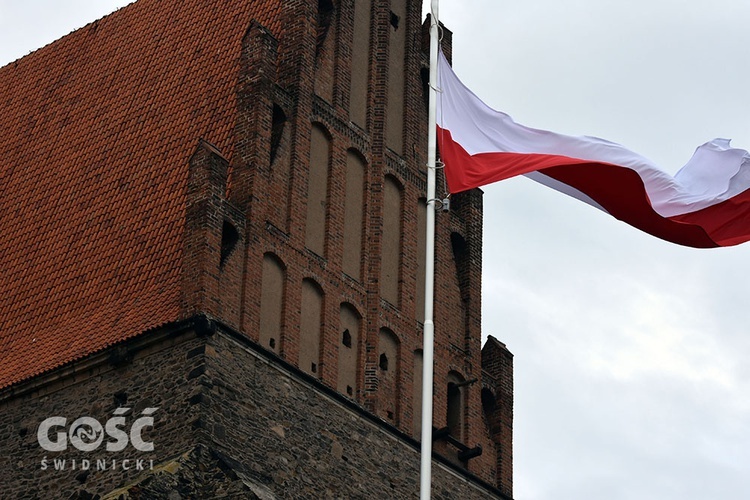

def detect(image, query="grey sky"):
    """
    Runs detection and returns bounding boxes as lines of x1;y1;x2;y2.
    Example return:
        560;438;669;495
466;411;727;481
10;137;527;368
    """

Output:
2;1;750;499
427;2;750;499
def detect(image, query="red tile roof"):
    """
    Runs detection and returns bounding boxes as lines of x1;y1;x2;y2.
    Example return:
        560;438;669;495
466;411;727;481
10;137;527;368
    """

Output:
0;0;282;389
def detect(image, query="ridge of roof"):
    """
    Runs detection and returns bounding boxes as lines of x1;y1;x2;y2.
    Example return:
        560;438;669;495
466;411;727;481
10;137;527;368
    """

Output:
0;0;283;389
0;2;136;70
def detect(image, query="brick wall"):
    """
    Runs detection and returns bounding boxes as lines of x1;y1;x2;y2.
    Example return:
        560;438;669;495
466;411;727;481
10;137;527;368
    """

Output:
174;0;513;493
1;0;513;496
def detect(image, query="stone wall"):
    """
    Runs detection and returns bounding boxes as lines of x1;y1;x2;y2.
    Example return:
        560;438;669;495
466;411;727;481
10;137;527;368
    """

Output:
0;319;509;498
0;322;205;498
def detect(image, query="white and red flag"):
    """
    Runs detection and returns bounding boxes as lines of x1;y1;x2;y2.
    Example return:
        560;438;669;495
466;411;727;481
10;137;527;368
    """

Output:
437;51;750;248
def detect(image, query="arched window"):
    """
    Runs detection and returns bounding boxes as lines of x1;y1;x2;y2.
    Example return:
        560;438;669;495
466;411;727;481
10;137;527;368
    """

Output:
386;0;406;153
381;176;402;305
305;124;331;256
343;150;365;280
349;0;371;127
377;328;400;422
337;303;360;397
447;371;466;441
300;279;324;376
412;349;423;437
259;253;285;352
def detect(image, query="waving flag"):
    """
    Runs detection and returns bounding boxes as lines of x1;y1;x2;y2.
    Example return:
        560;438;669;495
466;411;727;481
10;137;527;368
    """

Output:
436;51;750;248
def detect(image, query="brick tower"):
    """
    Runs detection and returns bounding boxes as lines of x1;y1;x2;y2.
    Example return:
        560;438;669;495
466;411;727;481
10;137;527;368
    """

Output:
0;1;513;497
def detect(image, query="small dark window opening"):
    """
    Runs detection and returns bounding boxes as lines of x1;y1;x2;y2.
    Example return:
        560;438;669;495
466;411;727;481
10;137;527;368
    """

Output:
387;410;394;420
450;232;469;300
447;382;462;438
481;388;496;426
220;221;240;268
342;329;352;348
390;11;400;30
316;0;335;55
270;104;286;164
346;385;353;396
114;391;128;406
451;232;468;265
311;362;318;373
269;338;276;349
379;353;389;371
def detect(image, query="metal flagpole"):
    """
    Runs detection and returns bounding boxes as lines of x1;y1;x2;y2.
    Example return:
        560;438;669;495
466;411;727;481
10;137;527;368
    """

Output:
420;1;439;498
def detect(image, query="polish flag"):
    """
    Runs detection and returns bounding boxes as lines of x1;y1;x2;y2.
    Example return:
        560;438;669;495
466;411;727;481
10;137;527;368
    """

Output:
436;51;750;248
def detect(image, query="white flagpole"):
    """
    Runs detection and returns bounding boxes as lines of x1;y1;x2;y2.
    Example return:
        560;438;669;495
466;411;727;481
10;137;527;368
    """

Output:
420;1;439;498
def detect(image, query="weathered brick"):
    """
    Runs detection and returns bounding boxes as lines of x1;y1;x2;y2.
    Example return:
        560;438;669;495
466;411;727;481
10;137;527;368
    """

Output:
0;0;514;497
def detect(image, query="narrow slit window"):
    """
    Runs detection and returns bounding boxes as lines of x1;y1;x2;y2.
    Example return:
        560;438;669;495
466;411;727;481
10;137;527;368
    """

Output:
270;104;286;164
220;221;239;268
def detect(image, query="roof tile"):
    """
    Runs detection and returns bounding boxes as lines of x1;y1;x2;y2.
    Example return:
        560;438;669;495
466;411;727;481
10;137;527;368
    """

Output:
0;0;283;388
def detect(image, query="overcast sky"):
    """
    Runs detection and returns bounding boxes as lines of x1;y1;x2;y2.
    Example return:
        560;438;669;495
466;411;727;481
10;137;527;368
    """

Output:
2;1;750;499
